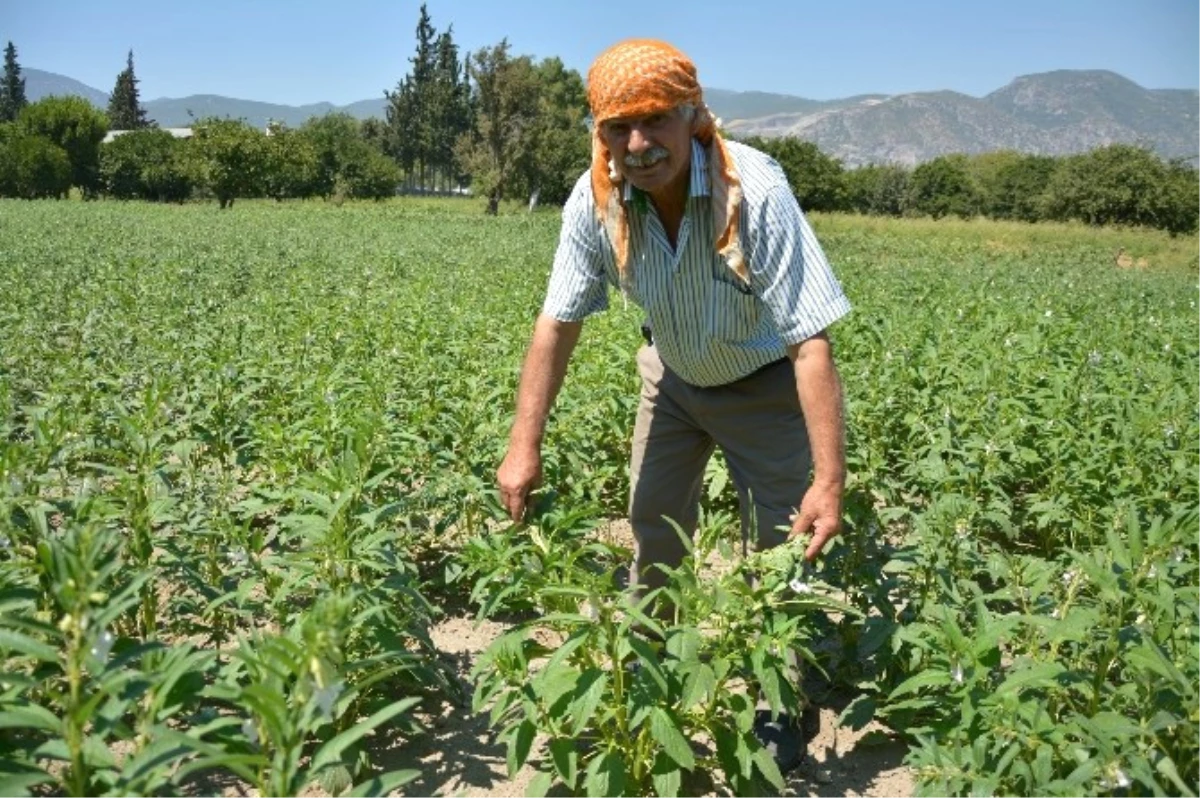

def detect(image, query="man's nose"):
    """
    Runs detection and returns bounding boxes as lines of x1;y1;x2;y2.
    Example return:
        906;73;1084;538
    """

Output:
627;125;651;152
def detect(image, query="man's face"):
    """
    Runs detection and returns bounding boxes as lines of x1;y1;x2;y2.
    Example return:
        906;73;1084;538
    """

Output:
599;106;695;202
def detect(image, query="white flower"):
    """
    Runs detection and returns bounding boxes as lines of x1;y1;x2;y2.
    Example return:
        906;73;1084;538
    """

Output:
1061;570;1076;585
1051;608;1060;619
951;663;964;684
90;630;115;662
1099;764;1132;790
789;578;813;595
227;549;248;567
1044;310;1053;318
314;680;344;719
242;718;259;746
1088;351;1102;367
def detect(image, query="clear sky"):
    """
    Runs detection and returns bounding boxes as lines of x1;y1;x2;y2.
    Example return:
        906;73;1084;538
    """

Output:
4;0;1198;106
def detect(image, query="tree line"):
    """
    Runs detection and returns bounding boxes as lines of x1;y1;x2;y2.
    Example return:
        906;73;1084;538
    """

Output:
2;9;1196;234
741;136;1199;236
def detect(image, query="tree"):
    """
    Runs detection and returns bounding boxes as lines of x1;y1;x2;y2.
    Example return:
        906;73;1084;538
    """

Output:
17;96;109;195
188;117;265;208
975;151;1057;223
455;40;541;214
843;163;911;216
1041;144;1189;232
107;50;152;130
526;57;589;206
1;41;28;123
299;113;399;199
262;123;320;200
743;136;846;212
0;123;71;198
99;129;191;201
908;154;980;219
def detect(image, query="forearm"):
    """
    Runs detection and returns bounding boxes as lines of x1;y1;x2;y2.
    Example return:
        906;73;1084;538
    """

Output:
787;333;846;486
508;314;582;450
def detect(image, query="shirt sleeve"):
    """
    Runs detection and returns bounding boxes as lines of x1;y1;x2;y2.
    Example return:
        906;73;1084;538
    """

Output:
541;173;613;322
747;184;852;345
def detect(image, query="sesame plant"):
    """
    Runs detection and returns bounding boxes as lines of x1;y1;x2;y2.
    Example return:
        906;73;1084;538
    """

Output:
470;511;858;796
1;199;1196;797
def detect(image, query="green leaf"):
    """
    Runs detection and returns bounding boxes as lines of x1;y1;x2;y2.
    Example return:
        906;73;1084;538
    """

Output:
888;668;951;699
0;629;58;662
518;770;551;798
995;662;1066;695
584;749;626;798
310;696;420;773
752;742;786;791
680;663;715;710
651;750;683;797
547;738;579;787
569;669;608;737
506;719;536;777
649;707;695;770
1155;756;1195;797
347;769;420;797
837;694;876;731
0;703;61;734
0;767;53;796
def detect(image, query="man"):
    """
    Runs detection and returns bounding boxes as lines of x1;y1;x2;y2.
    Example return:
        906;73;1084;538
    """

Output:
498;37;850;583
496;38;851;768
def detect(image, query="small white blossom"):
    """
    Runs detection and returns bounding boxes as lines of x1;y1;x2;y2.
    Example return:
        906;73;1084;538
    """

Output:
789;578;813;595
242;719;259;746
314;680;344;719
1099;764;1132;790
951;663;964;684
1088;351;1102;367
90;629;115;662
1044;310;1053;318
1051;608;1060;619
227;549;248;567
1062;570;1076;585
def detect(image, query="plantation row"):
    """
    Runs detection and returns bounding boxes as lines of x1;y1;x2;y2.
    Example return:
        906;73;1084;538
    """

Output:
0;199;1196;796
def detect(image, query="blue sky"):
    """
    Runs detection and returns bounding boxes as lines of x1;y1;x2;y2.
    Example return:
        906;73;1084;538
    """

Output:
5;0;1198;105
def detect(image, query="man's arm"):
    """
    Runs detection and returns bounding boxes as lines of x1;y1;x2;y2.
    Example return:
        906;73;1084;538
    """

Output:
786;330;847;561
497;314;583;520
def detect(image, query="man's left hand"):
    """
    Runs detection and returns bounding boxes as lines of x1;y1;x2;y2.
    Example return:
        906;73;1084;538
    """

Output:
789;478;843;561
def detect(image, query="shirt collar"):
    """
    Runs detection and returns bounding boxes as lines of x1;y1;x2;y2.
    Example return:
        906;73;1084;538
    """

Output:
622;139;710;204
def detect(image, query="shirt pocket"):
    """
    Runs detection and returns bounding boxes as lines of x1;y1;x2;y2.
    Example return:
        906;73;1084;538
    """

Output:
706;279;760;342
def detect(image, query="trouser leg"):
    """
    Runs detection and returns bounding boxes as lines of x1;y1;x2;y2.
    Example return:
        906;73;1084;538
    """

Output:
628;345;713;595
708;359;812;555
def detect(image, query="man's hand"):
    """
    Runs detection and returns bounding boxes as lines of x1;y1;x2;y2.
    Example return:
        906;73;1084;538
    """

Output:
497;446;542;522
789;478;843;561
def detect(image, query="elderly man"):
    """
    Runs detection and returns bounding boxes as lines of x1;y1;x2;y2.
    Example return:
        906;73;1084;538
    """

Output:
496;38;851;769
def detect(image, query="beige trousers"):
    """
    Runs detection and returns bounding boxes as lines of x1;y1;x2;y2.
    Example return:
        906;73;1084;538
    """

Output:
628;344;813;592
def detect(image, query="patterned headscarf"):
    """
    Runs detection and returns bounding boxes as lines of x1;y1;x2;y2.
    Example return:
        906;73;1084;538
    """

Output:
586;39;746;284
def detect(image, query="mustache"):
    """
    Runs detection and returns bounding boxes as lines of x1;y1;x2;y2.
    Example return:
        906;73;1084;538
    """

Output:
623;147;669;168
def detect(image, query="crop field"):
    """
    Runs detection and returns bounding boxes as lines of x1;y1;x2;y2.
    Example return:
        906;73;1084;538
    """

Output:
0;198;1197;797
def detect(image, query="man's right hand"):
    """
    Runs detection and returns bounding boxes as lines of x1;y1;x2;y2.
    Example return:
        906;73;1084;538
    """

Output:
497;446;542;521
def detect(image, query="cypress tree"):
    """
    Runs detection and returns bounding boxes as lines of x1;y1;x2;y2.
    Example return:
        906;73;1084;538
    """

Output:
0;41;28;123
107;50;151;130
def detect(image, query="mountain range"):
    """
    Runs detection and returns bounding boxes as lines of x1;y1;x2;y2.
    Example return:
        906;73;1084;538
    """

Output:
23;67;1199;167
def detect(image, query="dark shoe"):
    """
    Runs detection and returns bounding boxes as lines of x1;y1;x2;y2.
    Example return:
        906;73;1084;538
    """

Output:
752;709;806;774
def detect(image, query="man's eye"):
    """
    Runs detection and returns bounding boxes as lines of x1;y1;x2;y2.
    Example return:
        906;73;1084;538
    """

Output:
645;114;666;126
606;123;630;136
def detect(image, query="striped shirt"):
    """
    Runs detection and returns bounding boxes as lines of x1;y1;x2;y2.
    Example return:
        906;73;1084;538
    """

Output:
542;139;851;387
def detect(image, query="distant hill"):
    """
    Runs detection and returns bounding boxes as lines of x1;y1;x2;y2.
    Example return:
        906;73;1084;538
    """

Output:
24;68;109;107
23;67;1199;166
724;70;1199;165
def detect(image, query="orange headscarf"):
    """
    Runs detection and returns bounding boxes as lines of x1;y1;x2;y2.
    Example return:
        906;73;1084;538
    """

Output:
586;39;746;285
